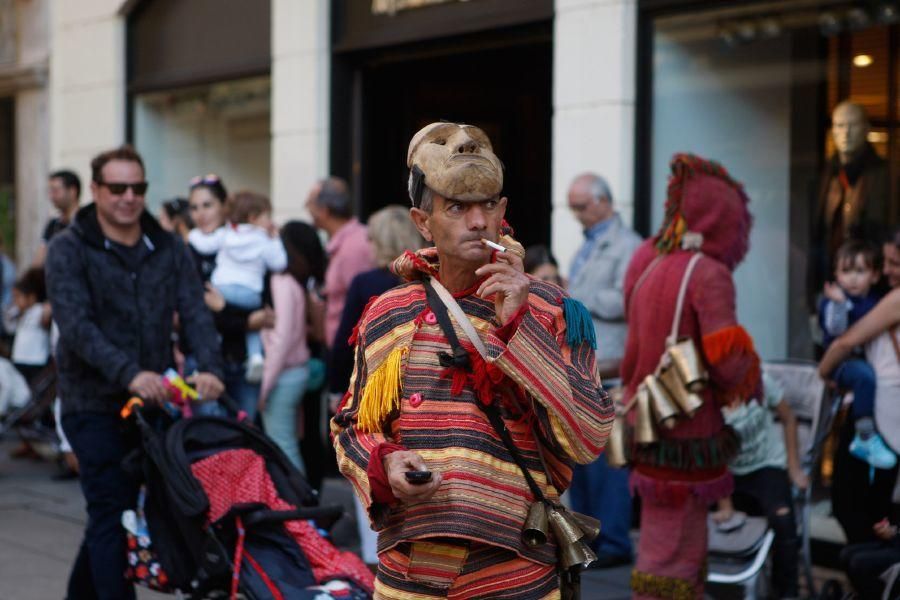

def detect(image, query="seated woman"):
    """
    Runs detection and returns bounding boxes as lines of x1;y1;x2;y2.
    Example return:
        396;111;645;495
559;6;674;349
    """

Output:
820;228;900;596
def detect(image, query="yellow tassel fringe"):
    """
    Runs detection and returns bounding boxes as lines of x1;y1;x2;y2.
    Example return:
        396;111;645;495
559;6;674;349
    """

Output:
357;347;407;432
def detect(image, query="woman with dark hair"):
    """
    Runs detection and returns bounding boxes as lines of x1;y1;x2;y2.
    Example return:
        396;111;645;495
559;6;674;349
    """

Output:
259;221;326;471
185;174;273;418
188;174;229;281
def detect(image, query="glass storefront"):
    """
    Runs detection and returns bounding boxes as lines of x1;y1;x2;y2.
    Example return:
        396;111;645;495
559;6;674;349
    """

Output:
133;76;271;211
643;0;900;359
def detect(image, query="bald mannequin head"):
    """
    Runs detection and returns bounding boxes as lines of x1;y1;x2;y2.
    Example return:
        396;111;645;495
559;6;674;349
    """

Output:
832;101;870;163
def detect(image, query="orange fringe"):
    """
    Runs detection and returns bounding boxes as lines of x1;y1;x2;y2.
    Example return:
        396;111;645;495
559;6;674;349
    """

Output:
702;325;761;401
703;325;754;365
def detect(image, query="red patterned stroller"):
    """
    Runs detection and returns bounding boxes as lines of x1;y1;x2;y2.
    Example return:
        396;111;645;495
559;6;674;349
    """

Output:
122;397;374;599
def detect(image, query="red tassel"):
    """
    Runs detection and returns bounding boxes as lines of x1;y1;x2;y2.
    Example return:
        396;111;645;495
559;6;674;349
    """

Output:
439;349;506;407
440;367;469;397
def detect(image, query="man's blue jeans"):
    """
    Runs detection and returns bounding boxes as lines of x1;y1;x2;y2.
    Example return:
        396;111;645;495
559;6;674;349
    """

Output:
62;411;139;600
568;453;633;559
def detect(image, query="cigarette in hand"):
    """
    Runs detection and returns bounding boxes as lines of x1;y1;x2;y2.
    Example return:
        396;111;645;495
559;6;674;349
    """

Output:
481;238;507;253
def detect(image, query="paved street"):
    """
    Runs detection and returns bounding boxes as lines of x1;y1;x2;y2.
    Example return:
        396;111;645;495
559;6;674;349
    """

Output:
0;440;631;600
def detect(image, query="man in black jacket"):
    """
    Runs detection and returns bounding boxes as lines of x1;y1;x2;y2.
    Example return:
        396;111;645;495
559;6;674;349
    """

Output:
45;145;224;600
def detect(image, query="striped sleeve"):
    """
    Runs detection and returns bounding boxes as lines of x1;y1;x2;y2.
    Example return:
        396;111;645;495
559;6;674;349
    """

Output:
330;323;394;528
485;296;614;465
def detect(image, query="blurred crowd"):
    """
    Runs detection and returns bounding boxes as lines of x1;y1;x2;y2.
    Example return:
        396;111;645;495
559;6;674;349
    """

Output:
2;107;900;598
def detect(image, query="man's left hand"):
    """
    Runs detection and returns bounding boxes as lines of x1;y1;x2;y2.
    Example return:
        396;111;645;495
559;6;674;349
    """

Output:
475;250;529;325
189;372;225;400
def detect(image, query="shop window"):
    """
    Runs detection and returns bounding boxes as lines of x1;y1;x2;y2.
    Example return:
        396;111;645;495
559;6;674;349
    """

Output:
847;26;890;123
133;76;271;209
644;0;900;362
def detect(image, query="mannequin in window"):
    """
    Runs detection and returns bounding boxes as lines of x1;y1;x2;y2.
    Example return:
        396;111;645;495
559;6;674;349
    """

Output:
812;101;891;307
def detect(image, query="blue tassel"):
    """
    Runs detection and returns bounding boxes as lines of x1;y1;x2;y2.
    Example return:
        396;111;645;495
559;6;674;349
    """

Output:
562;297;597;349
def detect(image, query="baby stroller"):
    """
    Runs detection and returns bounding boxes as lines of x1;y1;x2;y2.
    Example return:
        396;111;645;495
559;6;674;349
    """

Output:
121;395;374;599
0;359;60;460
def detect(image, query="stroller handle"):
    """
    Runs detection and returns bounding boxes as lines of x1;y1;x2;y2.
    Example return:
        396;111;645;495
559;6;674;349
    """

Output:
242;505;344;530
120;392;245;422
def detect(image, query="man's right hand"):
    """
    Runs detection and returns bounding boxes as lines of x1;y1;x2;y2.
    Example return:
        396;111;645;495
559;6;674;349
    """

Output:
383;450;442;503
128;371;168;404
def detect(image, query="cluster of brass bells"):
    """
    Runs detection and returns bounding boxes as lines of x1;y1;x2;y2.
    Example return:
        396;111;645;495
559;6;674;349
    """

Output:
523;501;602;570
607;339;708;468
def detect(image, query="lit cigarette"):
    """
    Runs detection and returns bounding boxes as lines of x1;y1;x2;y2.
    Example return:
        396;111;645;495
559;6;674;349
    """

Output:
481;238;507;253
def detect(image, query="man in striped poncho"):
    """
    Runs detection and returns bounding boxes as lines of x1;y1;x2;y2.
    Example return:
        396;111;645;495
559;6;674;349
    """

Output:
331;122;614;599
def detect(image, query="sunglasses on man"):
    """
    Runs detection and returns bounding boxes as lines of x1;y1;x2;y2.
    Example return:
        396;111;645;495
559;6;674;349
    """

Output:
98;181;149;196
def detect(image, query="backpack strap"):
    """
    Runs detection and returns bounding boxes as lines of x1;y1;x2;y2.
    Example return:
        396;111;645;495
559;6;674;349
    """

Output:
667;253;703;346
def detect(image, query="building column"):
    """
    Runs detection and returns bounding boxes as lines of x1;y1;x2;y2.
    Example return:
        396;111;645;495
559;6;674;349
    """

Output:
15;88;49;265
552;0;637;274
48;0;127;197
7;0;50;265
271;0;330;223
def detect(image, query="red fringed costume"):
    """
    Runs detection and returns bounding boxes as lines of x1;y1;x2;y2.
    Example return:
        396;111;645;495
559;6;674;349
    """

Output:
621;154;762;599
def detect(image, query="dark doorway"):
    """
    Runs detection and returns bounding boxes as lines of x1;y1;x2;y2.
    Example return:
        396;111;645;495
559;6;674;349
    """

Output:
333;24;553;248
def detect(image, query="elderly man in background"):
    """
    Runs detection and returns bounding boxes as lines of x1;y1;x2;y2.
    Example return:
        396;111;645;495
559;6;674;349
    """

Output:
306;177;375;349
565;172;642;568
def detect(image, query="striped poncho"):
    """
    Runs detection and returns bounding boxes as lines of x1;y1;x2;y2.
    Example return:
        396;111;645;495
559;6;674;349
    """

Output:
331;249;614;565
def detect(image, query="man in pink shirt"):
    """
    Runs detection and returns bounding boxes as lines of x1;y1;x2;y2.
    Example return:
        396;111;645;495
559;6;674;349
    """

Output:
306;177;375;348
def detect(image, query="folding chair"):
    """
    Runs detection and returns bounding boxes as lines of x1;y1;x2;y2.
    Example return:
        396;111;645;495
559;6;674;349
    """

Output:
707;514;776;598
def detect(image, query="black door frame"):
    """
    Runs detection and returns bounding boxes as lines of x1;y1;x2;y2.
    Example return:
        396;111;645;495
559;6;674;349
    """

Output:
330;22;553;231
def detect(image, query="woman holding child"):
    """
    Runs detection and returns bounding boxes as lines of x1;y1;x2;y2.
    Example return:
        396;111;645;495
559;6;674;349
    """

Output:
186;176;276;419
820;228;900;597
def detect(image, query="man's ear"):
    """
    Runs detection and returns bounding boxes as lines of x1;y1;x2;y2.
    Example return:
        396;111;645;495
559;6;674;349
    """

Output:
497;196;508;221
409;207;433;242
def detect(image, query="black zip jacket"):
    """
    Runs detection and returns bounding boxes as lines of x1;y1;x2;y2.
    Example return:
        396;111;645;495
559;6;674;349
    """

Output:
46;204;223;415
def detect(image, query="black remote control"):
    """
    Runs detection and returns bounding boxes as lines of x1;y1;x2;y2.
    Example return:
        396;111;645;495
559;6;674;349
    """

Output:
404;470;433;485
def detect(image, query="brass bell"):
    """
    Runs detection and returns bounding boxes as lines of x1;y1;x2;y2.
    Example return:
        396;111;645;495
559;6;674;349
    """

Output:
658;364;704;417
667;339;708;392
571;511;601;543
548;507;585;546
523;501;549;547
559;539;598;571
606;415;628;467
634;385;658;444
643;375;678;430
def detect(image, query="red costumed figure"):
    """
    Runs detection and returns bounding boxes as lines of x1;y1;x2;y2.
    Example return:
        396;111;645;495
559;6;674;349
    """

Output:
622;154;761;599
